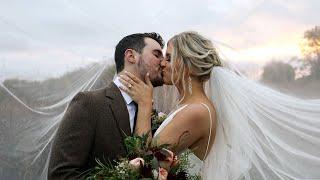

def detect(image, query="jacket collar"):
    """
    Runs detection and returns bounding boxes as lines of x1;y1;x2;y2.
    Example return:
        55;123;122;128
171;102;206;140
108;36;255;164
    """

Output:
105;82;131;137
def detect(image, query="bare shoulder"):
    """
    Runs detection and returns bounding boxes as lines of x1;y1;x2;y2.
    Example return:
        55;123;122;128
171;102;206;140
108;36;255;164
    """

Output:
173;103;216;128
153;102;216;153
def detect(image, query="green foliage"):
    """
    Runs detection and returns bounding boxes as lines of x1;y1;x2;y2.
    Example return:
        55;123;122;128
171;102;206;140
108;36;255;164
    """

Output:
124;133;151;158
86;159;140;180
151;109;167;135
174;150;201;180
86;132;201;180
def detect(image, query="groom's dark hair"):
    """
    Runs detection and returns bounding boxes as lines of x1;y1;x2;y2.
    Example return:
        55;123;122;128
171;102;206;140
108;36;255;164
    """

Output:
114;32;164;73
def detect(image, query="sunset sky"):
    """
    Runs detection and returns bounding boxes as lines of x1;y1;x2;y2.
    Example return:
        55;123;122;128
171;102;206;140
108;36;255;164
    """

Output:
0;0;319;80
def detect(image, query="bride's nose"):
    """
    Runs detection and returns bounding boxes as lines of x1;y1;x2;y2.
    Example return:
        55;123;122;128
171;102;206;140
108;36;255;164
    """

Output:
160;60;167;67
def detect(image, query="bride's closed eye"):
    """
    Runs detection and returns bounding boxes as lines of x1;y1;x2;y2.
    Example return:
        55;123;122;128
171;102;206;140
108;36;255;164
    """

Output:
165;55;171;62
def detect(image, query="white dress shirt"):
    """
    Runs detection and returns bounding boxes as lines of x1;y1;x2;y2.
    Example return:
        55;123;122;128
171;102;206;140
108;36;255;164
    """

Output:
113;76;137;133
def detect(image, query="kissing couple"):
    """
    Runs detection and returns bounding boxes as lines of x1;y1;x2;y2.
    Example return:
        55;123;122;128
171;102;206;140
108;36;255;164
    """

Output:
48;31;320;180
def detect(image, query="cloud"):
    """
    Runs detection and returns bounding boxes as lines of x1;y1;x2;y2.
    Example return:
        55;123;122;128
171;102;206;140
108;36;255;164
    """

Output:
0;0;319;79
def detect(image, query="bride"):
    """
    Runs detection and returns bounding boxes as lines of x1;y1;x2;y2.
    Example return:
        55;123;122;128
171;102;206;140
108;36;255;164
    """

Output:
119;31;320;179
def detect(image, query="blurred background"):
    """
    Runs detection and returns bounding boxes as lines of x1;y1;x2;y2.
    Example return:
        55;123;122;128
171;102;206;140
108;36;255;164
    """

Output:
0;0;319;179
1;0;319;96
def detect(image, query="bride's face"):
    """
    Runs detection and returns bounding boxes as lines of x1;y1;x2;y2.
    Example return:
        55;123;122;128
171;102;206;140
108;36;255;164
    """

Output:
161;42;174;85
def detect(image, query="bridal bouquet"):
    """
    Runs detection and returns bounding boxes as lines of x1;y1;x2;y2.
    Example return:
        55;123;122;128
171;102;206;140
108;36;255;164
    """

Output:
151;109;167;135
86;110;200;180
86;134;200;180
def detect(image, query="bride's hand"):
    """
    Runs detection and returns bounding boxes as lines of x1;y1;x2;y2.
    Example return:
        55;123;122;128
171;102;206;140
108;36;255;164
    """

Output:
119;71;153;107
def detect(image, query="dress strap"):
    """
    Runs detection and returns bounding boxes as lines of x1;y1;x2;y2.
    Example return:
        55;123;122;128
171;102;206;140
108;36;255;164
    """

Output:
200;103;212;160
153;104;189;137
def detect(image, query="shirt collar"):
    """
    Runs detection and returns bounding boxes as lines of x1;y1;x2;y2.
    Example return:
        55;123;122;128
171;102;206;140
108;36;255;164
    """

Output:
113;76;133;105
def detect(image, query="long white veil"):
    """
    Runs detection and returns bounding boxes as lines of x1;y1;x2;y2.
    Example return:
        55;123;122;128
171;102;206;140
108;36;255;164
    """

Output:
202;66;320;179
0;61;175;179
0;63;111;179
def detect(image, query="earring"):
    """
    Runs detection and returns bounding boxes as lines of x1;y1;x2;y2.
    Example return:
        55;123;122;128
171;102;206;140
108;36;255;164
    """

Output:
188;76;192;94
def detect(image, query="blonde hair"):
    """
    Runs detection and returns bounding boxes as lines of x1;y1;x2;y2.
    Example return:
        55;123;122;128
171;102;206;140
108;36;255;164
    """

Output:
170;31;222;100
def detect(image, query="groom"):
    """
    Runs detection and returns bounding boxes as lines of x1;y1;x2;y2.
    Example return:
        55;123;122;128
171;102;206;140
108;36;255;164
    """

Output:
48;32;164;179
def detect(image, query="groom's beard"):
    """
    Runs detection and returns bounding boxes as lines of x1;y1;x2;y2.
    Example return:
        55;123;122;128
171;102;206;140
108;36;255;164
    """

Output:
138;57;164;87
152;72;164;87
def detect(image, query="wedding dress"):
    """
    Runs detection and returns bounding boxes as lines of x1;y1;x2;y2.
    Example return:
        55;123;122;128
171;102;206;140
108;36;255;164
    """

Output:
154;103;213;178
154;66;320;180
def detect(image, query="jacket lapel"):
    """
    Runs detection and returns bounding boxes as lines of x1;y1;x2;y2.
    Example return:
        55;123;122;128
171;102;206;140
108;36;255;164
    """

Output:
105;83;131;138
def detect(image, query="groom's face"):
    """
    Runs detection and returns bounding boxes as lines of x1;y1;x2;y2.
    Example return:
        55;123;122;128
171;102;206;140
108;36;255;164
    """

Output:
137;38;164;87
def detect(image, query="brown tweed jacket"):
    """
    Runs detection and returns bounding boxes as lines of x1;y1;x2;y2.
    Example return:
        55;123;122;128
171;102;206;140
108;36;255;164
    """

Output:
48;82;132;179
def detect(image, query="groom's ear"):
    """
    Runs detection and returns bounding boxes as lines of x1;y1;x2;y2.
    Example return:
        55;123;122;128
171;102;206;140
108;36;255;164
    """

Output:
124;49;137;64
